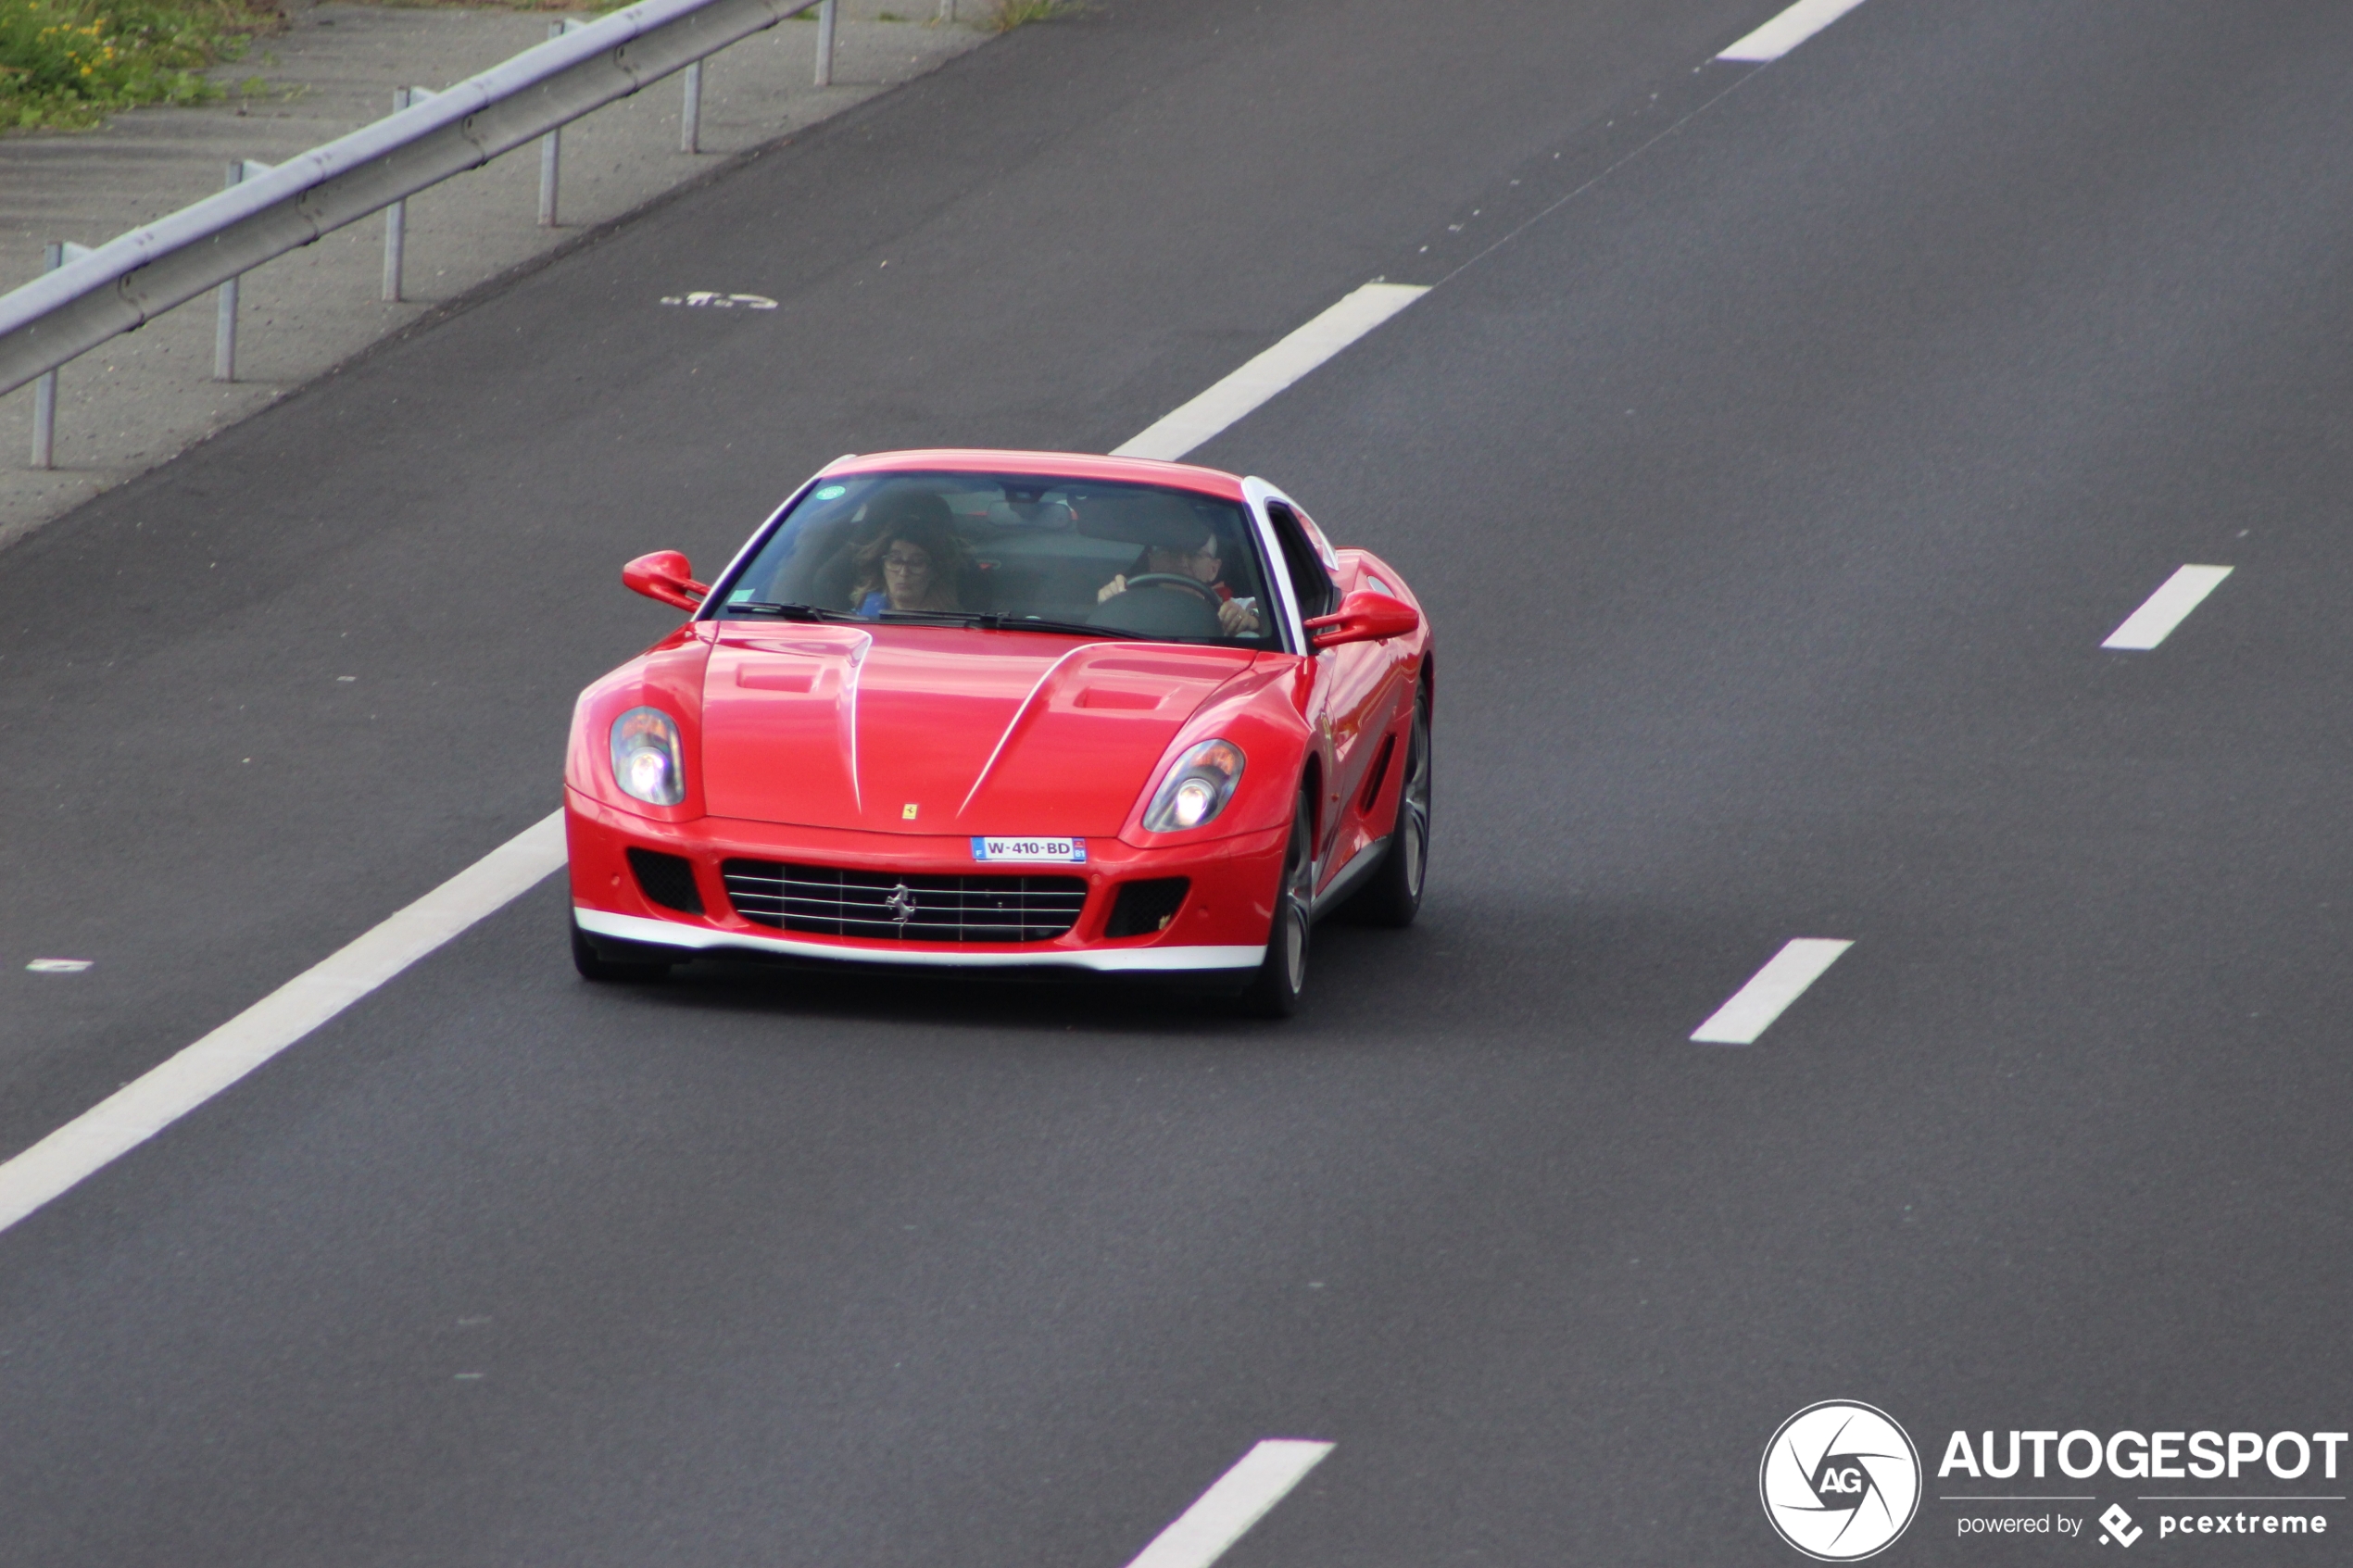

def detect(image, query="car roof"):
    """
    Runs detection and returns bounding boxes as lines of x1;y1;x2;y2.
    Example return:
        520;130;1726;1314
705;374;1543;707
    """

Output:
819;448;1251;503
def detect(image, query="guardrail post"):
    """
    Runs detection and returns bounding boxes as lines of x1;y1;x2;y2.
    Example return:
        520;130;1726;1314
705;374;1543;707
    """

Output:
214;159;272;382
30;242;92;470
384;87;437;300
215;161;242;380
814;0;837;86
539;19;590;225
31;245;63;469
681;58;703;153
538;26;561;225
936;0;954;19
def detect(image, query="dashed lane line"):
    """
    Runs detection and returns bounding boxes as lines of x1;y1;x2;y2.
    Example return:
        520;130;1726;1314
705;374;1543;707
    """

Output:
1112;282;1428;462
2102;564;2233;651
1122;1440;1334;1568
1691;938;1854;1045
1718;0;1875;62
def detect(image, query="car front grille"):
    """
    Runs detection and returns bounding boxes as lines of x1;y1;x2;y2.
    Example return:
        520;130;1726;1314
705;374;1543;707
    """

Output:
721;859;1088;944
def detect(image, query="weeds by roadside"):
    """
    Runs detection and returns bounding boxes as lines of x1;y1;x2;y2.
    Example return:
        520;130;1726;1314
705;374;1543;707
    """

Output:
985;0;1085;32
1;0;277;131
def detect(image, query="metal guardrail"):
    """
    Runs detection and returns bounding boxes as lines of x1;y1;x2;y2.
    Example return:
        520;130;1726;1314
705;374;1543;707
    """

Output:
0;0;854;431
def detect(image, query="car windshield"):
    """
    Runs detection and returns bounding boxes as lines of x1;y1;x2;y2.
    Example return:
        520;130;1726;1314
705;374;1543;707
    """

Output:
712;471;1280;647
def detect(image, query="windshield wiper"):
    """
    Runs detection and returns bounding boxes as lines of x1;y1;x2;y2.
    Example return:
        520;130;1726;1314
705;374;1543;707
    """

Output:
719;600;862;622
875;608;1147;639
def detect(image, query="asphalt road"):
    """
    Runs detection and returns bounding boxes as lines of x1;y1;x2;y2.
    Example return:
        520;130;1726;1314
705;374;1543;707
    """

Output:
4;0;2351;1562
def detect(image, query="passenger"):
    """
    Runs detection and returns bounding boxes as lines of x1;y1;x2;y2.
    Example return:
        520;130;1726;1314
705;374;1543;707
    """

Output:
1097;531;1262;636
849;496;966;616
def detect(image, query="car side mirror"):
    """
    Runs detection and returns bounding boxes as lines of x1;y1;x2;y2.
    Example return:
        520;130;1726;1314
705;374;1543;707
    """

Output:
1305;589;1420;649
623;550;708;611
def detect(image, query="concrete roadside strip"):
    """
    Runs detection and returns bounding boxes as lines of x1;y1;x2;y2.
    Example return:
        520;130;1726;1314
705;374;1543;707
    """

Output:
0;0;992;553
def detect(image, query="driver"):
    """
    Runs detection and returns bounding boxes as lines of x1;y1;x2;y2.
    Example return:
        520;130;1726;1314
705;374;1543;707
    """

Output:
1097;530;1262;636
848;494;966;616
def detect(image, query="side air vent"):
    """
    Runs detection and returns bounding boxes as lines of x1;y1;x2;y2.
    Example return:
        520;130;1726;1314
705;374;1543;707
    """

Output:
1105;877;1190;938
1357;733;1397;811
627;847;705;914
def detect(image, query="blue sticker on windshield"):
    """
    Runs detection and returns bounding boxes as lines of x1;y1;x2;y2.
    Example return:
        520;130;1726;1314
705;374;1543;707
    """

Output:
812;484;848;501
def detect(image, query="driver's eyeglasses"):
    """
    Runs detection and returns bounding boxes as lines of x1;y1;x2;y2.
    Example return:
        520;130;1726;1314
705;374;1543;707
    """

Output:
883;553;930;571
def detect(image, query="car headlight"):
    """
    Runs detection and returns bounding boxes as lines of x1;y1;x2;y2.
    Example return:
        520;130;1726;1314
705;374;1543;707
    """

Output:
610;707;686;806
1144;739;1245;833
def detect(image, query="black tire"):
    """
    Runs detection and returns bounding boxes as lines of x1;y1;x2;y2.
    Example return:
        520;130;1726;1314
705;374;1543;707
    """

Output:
1349;683;1431;928
1237;793;1315;1018
570;913;675;982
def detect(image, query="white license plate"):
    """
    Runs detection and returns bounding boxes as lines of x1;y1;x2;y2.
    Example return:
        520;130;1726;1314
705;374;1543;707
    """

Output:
971;836;1087;864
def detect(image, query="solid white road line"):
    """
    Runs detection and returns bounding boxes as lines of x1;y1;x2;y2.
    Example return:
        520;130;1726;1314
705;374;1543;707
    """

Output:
1691;938;1853;1045
0;282;1432;1239
0;812;566;1236
2101;564;2233;651
1112;283;1428;462
1122;1440;1334;1568
1718;0;1873;62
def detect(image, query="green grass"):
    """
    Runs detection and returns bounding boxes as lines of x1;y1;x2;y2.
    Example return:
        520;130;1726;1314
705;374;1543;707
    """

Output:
1;0;276;131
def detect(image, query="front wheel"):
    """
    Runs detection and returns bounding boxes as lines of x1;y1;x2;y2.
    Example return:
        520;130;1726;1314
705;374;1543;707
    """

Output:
1237;793;1315;1018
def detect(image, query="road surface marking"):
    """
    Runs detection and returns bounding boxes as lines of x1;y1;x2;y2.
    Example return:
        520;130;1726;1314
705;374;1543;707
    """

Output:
1692;938;1853;1045
1123;1440;1334;1568
1113;283;1428;461
0;813;566;1236
2101;565;2233;650
1718;0;1873;61
26;959;92;972
0;284;1428;1237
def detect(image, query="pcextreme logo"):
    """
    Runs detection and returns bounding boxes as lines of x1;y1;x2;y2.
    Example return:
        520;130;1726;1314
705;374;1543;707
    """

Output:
1761;1400;1923;1562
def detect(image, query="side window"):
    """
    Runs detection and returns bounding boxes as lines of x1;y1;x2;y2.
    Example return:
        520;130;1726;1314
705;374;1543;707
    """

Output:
1266;502;1338;621
1291;508;1340;573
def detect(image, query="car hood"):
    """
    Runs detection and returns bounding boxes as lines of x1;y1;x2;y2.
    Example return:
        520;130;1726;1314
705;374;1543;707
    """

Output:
699;627;1255;834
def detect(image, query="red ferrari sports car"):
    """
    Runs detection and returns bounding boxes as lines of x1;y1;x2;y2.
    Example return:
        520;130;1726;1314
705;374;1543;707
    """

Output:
563;449;1432;1015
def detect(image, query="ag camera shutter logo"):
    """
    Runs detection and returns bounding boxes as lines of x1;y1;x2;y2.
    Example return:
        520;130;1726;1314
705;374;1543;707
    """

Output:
1761;1400;1922;1561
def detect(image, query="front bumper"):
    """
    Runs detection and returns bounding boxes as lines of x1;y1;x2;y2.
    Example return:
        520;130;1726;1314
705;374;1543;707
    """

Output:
566;790;1283;973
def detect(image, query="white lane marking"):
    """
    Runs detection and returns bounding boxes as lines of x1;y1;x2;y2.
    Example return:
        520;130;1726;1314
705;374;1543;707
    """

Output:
1123;1439;1334;1568
1691;938;1853;1045
2101;565;2233;651
0;280;1419;1236
0;812;566;1237
659;291;779;309
1113;283;1428;461
1718;0;1872;61
26;959;93;972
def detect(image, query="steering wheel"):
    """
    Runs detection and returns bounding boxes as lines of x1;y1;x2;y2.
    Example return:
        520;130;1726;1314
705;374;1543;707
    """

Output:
1116;572;1219;602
